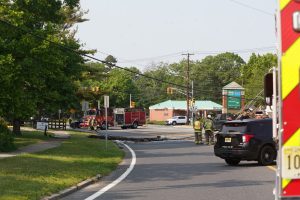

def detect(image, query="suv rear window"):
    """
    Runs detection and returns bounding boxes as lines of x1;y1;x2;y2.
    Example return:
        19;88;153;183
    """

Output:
221;122;247;134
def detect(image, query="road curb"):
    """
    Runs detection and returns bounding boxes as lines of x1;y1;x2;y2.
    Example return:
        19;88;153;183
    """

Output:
41;174;102;200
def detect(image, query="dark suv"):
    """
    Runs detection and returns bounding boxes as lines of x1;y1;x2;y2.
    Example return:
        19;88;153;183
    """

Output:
214;118;276;166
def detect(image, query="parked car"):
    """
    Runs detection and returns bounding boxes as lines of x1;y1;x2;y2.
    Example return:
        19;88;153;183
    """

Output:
214;118;276;166
213;113;235;131
166;116;187;125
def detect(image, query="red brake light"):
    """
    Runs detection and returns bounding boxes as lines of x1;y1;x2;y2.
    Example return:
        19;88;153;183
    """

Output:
242;134;254;143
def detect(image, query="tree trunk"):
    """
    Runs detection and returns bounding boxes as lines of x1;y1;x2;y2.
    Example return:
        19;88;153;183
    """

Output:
13;119;21;135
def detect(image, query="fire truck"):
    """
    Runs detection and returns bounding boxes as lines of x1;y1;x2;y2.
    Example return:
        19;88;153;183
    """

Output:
113;108;146;129
83;107;146;130
79;109;97;128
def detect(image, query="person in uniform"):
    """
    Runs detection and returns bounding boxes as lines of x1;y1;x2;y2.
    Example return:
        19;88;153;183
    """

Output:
194;117;203;144
204;114;214;145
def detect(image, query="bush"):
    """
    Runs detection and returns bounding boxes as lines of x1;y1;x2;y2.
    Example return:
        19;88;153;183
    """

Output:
0;118;15;152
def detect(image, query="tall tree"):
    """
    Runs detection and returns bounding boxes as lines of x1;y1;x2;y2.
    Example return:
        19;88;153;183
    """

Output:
104;68;139;107
0;0;87;134
242;53;277;105
191;52;245;103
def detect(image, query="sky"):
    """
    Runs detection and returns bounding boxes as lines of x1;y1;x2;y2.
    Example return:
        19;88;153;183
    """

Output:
76;0;278;70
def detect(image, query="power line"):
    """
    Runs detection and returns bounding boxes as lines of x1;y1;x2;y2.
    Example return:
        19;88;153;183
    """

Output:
0;19;267;96
116;46;275;64
0;19;192;91
117;51;186;63
225;0;273;16
193;46;276;55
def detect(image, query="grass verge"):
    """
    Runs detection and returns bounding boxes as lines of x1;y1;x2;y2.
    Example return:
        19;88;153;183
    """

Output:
0;131;125;200
147;120;166;125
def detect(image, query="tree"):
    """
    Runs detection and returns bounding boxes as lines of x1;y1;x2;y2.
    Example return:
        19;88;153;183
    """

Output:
0;0;87;134
104;68;139;107
76;62;107;108
242;53;277;105
105;55;117;64
191;53;245;103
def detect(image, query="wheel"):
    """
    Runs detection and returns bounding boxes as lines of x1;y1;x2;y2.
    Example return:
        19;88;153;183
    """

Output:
225;158;241;166
121;126;127;129
100;123;108;130
95;127;102;134
132;122;138;129
258;145;276;166
172;121;176;126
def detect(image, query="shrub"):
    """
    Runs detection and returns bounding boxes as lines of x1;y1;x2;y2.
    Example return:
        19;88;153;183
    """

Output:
0;118;15;152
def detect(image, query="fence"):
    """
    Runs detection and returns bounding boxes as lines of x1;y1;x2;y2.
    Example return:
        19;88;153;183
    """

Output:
47;119;67;130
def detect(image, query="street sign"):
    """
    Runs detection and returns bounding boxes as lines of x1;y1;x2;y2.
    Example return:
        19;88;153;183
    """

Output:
282;146;300;179
104;96;109;108
227;90;241;109
36;122;48;130
81;101;89;111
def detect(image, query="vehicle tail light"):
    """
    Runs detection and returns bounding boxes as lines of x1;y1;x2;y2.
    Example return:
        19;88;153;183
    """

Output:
242;134;254;143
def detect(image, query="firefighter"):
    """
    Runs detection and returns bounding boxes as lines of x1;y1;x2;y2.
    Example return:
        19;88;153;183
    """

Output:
204;114;214;145
194;117;203;144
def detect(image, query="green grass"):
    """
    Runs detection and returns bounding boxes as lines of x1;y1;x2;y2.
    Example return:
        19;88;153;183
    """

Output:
147;120;166;125
0;131;125;200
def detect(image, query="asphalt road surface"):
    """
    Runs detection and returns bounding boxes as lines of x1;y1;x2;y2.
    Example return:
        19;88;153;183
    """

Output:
87;124;195;140
63;129;276;200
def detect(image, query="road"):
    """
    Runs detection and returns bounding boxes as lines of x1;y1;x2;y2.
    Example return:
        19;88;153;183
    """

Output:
87;124;195;140
64;126;276;200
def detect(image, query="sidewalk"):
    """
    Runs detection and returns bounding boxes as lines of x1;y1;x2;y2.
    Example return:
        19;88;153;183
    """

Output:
0;127;70;159
21;127;71;139
0;140;62;159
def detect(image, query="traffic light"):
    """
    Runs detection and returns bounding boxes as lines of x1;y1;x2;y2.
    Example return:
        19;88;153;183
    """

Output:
264;73;273;105
130;101;135;108
167;87;173;94
189;98;195;106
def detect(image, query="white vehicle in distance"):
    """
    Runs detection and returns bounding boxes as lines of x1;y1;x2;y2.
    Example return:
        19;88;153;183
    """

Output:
166;116;187;125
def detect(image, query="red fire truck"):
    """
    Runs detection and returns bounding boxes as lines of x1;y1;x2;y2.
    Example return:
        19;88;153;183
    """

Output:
85;107;146;130
113;108;146;129
79;109;97;128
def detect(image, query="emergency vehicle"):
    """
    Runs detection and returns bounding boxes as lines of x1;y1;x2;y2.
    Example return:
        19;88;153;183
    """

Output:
79;109;97;128
84;107;146;130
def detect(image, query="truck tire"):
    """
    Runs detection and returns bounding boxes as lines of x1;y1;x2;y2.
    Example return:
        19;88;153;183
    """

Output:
258;145;276;166
225;158;241;166
95;127;102;134
132;122;138;129
100;122;108;130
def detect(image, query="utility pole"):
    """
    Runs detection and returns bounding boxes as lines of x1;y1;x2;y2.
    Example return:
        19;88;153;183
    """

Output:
182;53;194;125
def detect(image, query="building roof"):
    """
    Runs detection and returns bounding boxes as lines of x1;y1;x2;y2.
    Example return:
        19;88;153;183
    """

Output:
149;100;222;110
223;81;244;90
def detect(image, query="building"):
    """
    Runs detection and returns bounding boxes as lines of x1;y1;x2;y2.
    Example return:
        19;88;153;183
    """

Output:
149;100;222;122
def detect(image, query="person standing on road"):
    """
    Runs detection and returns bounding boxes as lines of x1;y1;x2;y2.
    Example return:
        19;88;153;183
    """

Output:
194;117;203;145
204;114;214;145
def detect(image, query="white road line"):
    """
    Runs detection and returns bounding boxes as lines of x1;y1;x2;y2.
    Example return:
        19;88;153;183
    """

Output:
84;141;136;200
